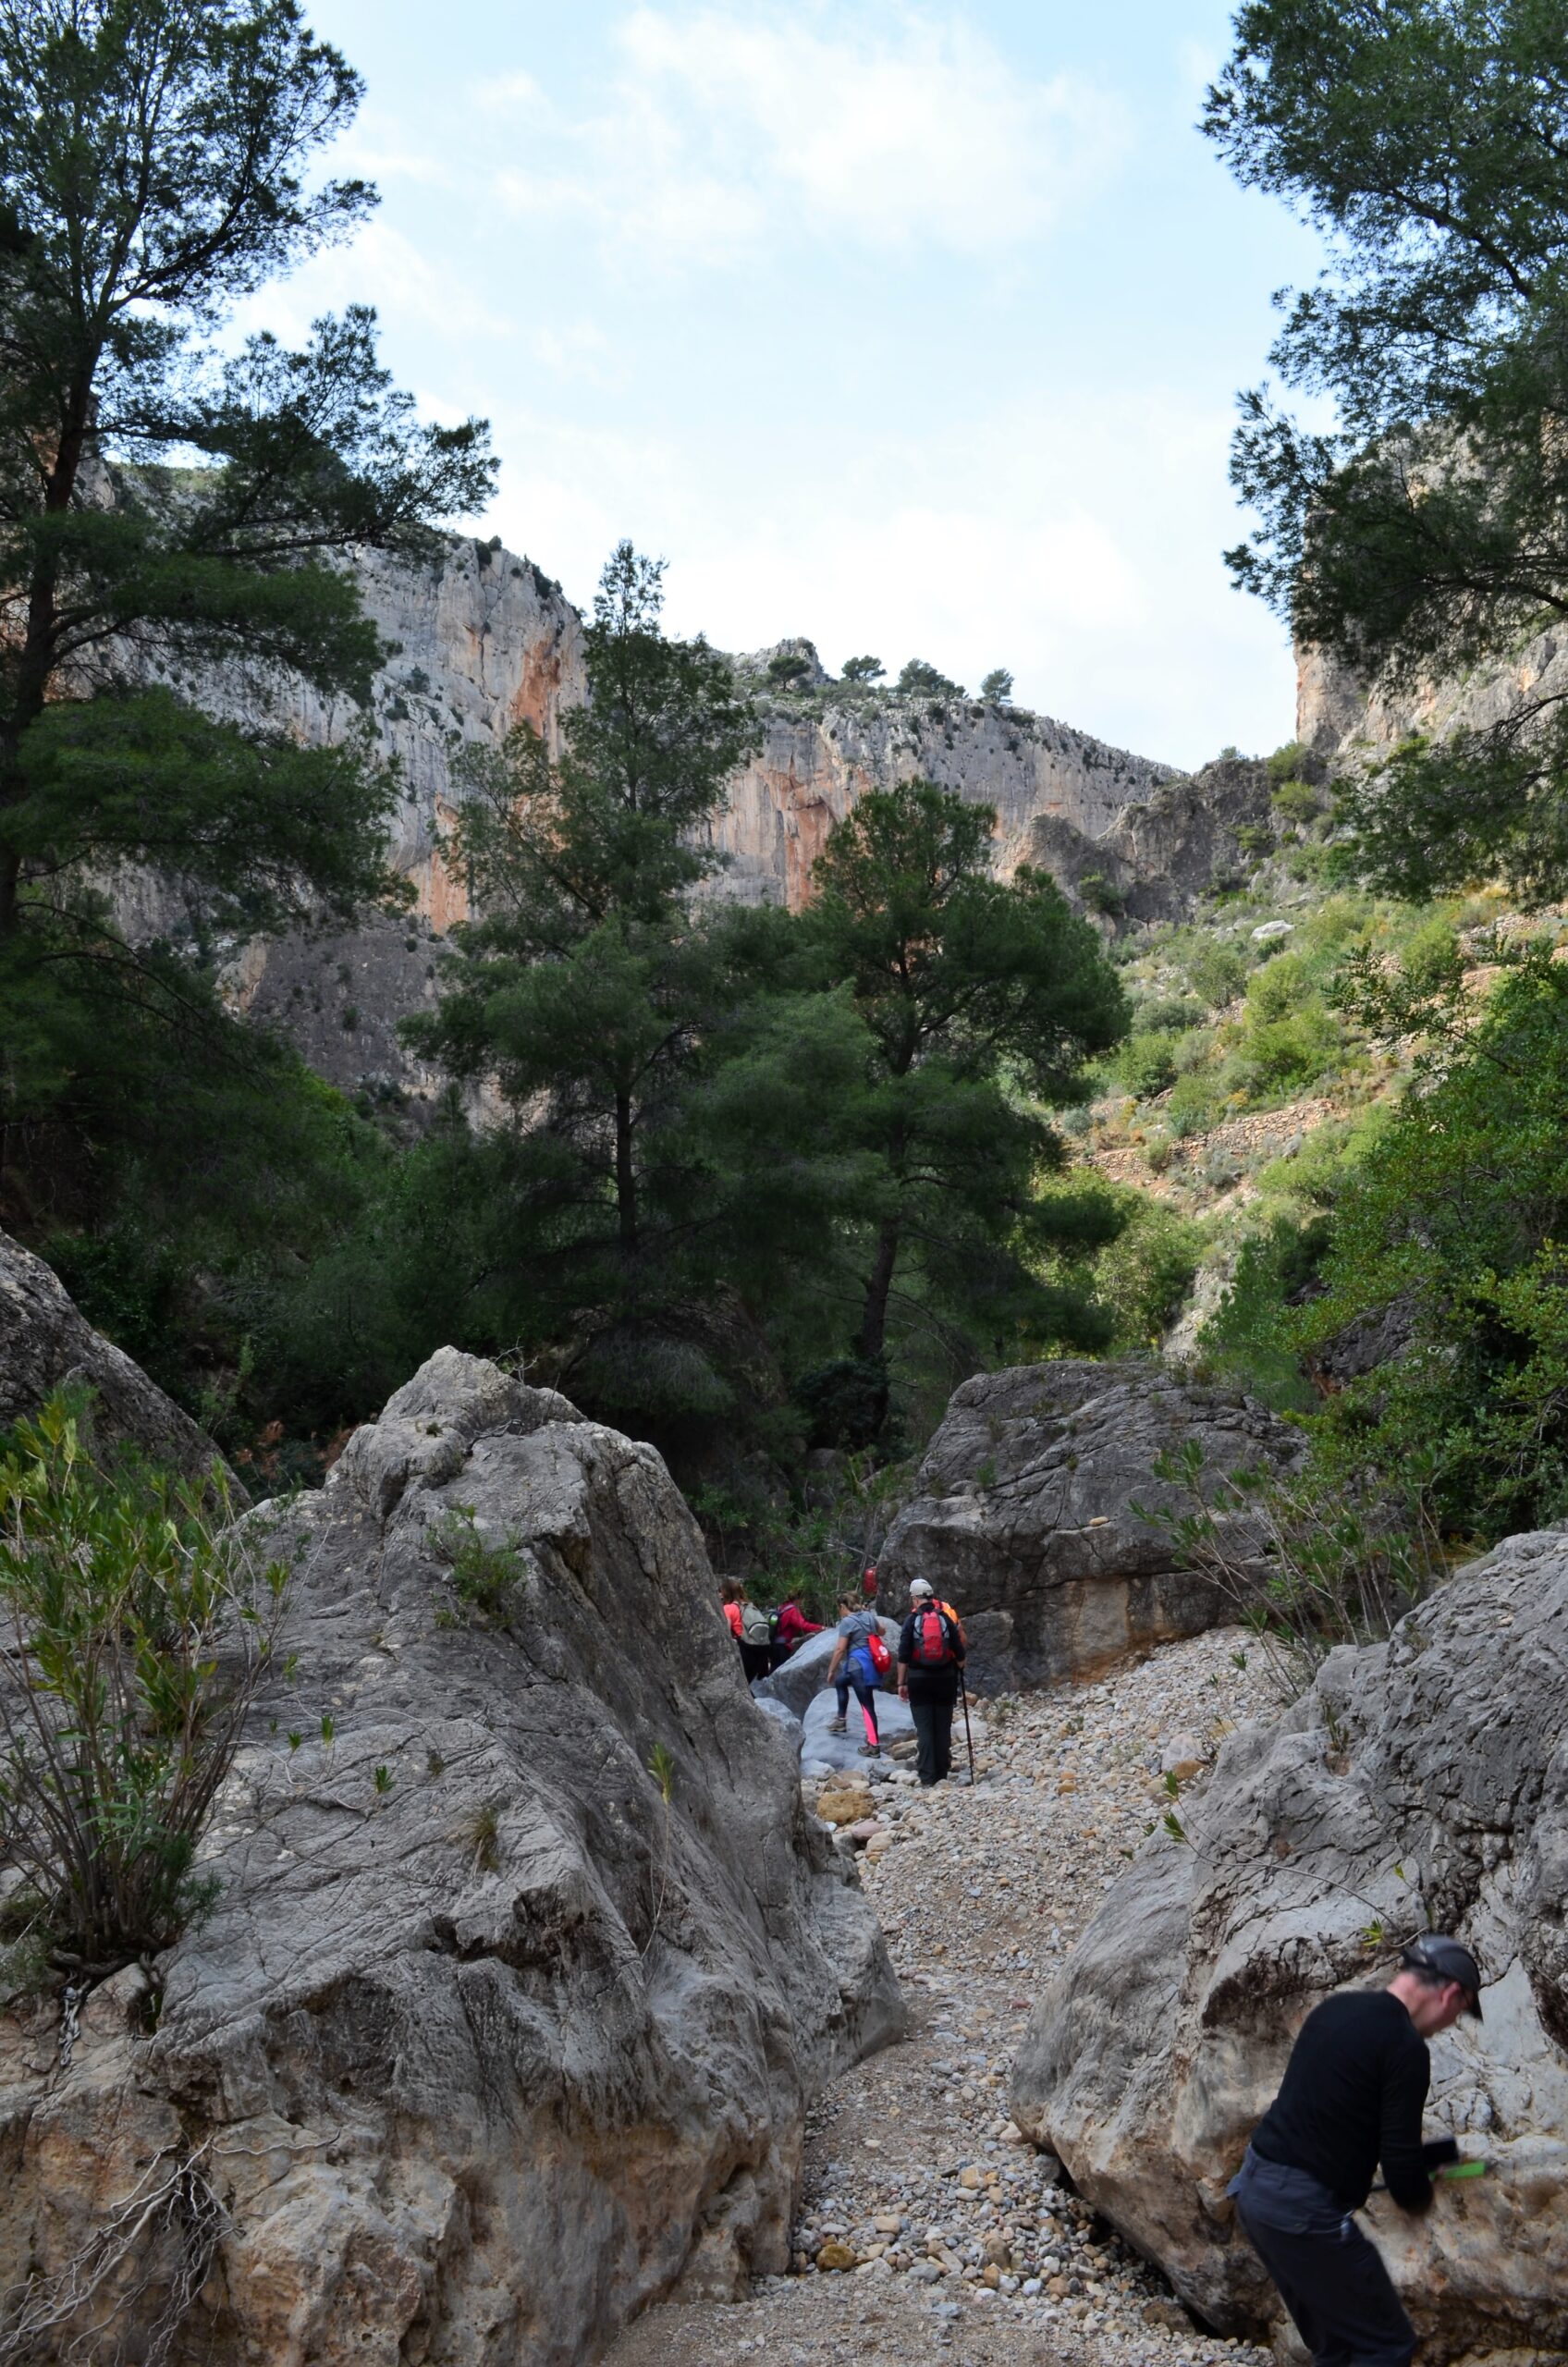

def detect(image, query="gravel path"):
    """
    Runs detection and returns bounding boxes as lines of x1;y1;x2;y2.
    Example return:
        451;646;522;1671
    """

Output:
606;1627;1282;2367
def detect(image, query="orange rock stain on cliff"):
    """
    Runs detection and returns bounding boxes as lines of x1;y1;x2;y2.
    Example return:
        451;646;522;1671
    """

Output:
511;641;570;749
417;796;471;934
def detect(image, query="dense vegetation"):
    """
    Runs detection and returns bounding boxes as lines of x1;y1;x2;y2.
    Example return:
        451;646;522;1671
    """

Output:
0;0;492;1458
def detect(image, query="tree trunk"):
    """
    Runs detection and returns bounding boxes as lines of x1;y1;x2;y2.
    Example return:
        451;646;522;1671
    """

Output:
855;1220;900;1363
615;1087;638;1258
0;386;93;945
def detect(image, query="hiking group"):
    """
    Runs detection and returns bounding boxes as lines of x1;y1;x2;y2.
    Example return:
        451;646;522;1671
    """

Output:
719;1576;820;1682
721;1567;969;1786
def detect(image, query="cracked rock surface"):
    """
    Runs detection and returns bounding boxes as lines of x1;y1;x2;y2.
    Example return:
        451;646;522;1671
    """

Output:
877;1362;1305;1691
1012;1527;1568;2361
0;1349;900;2366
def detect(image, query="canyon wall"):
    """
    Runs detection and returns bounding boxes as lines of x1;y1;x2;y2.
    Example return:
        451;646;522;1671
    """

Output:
0;1343;902;2366
706;645;1177;908
168;540;1184;1098
1297;617;1568;776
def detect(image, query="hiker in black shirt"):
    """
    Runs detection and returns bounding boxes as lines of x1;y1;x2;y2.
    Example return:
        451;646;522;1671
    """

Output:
896;1578;965;1785
1229;1934;1483;2367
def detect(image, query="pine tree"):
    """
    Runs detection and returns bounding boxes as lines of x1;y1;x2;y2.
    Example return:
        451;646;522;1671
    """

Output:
803;779;1127;1374
1206;1;1568;896
404;547;775;1402
0;0;495;1214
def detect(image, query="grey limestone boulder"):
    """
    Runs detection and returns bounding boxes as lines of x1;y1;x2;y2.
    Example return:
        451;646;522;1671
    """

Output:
1011;1527;1568;2358
0;1348;901;2366
0;1226;235;1488
751;1617;900;1721
877;1360;1305;1690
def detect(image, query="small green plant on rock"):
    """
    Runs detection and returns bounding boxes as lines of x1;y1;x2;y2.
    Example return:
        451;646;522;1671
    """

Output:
429;1505;528;1620
462;1803;502;1873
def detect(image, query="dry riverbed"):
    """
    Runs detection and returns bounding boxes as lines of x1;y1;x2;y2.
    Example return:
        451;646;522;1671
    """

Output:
606;1627;1280;2367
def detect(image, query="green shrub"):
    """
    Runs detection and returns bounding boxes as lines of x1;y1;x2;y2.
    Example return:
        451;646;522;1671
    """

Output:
1265;741;1308;784
1270;777;1322;826
1230;1001;1343;1097
1115;1030;1180;1098
1244;951;1309;1023
1135;1438;1440;1699
1184;940;1248;1009
1078;870;1125;917
429;1506;528;1618
1134;996;1205;1034
1236;823;1276;856
1092;1203;1203;1346
1398;914;1462;993
1166;1069;1225;1138
1296;954;1568;1537
0;1393;288;1972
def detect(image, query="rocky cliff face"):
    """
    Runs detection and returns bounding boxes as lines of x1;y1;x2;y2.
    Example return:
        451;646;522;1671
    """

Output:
1296;614;1568;778
0;1347;901;2364
704;661;1179;909
1010;1527;1568;2359
214;540;586;1105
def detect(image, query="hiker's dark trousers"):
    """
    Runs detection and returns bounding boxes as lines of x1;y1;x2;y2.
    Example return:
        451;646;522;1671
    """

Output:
905;1673;958;1785
1229;2148;1415;2367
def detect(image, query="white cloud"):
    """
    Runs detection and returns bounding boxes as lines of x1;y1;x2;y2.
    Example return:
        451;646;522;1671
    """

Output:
530;319;622;386
481;384;1297;768
227;219;514;350
495;4;1129;267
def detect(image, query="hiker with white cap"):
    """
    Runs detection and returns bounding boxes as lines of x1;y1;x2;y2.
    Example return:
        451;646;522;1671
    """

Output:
1228;1933;1485;2367
897;1577;966;1786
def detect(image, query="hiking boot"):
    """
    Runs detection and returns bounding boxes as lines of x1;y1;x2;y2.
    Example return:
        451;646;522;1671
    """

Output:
826;1717;847;1735
858;1741;882;1757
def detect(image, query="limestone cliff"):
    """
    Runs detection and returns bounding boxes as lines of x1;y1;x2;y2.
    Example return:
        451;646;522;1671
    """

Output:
705;648;1178;908
0;1346;902;2365
1296;612;1568;777
135;552;1193;1099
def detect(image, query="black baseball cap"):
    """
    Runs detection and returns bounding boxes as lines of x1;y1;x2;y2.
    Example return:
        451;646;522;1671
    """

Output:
1402;1933;1483;2018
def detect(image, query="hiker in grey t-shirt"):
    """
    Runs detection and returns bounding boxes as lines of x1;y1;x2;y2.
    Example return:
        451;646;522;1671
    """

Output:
825;1595;883;1756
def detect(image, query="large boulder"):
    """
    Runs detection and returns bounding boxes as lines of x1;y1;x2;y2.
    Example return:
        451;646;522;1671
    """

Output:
1011;1527;1568;2359
751;1617;900;1721
0;1226;233;1487
876;1361;1305;1690
0;1349;902;2366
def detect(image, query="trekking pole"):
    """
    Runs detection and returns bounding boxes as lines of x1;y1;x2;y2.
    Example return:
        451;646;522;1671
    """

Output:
960;1670;975;1783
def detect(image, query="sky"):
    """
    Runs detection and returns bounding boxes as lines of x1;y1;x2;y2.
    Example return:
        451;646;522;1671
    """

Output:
264;1;1325;770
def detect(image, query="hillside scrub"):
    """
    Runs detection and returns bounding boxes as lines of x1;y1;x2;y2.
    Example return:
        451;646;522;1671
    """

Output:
1200;950;1568;1542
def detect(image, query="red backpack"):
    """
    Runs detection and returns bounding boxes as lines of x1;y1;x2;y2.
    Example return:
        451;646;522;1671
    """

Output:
910;1605;957;1667
866;1630;893;1678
